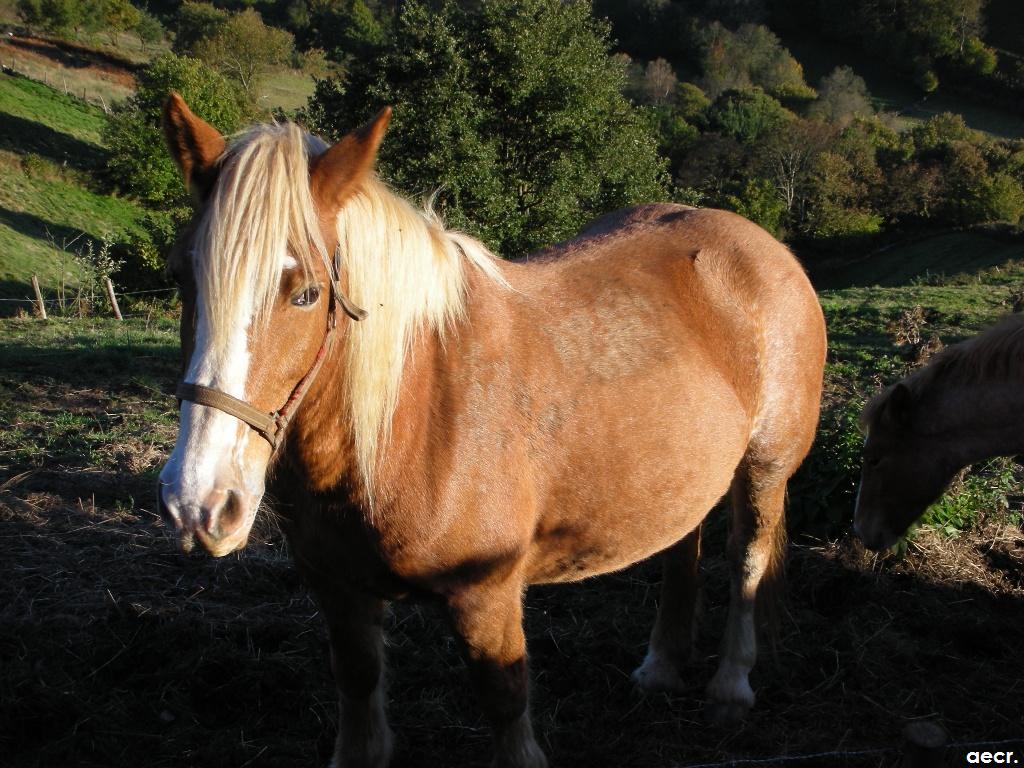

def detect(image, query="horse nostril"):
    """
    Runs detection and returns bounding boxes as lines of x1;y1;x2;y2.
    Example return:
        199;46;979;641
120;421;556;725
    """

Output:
157;483;180;530
200;489;247;539
220;490;244;533
200;489;228;536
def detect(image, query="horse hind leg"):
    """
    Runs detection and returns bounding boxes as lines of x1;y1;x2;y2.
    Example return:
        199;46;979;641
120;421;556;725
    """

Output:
705;458;787;725
631;524;702;693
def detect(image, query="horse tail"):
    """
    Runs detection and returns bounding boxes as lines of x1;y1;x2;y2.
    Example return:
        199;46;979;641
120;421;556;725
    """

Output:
756;495;787;655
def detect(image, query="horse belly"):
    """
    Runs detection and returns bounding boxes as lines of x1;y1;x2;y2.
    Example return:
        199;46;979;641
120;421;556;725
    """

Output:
525;384;749;584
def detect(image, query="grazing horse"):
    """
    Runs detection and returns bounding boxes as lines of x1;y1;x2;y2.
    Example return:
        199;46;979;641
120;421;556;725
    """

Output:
856;314;1024;551
156;93;826;767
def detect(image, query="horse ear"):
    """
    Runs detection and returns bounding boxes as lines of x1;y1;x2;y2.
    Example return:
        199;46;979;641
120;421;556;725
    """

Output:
886;382;914;426
162;92;226;203
310;107;392;212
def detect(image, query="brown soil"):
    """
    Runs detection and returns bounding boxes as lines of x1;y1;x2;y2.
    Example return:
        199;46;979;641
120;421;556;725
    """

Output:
0;34;137;88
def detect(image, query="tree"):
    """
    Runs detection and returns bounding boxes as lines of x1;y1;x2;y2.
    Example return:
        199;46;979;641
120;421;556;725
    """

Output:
299;0;386;61
675;82;711;122
724;177;786;236
700;22;815;100
193;8;295;102
134;11;166;52
707;87;793;144
809;66;873;125
103;53;243;207
100;0;141;44
306;0;667;256
35;0;82;35
173;2;229;55
15;0;44;32
759;119;834;219
642;58;678;106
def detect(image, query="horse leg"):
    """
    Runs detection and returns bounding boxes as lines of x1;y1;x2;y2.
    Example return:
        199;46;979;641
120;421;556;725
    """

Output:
320;587;393;768
705;462;787;724
631;525;702;692
446;576;547;768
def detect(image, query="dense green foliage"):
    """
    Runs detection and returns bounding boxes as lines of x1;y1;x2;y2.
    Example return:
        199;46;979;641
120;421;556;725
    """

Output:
306;0;667;256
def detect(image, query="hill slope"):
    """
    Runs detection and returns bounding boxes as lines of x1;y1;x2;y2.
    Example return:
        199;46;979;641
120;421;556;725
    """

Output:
0;72;147;301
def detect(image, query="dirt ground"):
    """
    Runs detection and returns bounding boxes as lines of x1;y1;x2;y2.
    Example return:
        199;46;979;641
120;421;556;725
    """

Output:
2;462;1022;768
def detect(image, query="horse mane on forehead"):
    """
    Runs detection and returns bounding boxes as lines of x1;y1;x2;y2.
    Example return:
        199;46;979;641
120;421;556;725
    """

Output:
192;121;329;350
190;117;507;496
862;313;1024;431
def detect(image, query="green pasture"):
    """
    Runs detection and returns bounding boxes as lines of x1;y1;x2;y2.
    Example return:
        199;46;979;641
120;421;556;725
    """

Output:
0;72;147;297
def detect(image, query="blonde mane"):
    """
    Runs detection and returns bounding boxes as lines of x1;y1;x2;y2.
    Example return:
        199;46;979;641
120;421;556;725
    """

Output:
193;122;506;492
193;123;330;353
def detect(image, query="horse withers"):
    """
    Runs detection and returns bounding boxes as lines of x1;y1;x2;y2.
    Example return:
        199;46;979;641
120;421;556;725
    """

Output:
855;315;1024;551
156;94;827;767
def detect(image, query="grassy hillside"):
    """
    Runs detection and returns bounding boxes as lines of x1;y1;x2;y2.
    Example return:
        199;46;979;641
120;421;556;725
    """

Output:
810;230;1024;289
0;72;147;300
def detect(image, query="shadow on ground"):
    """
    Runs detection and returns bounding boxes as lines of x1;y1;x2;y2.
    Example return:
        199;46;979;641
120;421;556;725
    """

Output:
0;112;105;170
1;483;1021;768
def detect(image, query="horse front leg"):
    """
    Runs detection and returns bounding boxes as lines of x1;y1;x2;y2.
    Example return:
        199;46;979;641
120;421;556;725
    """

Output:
319;586;393;768
446;576;547;768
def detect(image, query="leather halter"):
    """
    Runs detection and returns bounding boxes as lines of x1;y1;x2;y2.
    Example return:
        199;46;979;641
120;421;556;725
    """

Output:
175;248;366;451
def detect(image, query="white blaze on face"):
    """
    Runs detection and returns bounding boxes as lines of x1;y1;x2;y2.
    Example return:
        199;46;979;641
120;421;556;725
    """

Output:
160;250;298;548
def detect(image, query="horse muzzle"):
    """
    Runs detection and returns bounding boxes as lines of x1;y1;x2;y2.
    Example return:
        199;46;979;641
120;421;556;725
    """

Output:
158;482;260;557
853;516;898;552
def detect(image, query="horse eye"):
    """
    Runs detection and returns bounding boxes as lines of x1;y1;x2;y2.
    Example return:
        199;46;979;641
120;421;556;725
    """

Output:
292;286;321;307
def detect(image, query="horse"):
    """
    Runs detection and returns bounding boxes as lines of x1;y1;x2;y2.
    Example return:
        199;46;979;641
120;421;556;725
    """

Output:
156;93;827;768
855;314;1024;551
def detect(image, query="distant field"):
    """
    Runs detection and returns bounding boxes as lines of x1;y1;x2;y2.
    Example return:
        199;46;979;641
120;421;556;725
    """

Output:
0;35;137;108
810;230;1024;290
259;68;316;114
0;73;106;148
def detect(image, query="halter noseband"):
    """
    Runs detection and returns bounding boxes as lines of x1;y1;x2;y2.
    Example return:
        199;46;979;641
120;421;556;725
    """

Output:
175;247;366;451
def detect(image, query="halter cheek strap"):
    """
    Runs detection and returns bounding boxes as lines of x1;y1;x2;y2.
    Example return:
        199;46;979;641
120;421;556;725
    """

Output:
175;247;366;450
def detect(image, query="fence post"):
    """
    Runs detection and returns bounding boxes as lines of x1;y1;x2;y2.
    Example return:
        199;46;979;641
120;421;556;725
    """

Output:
901;721;947;768
31;275;47;320
103;277;122;321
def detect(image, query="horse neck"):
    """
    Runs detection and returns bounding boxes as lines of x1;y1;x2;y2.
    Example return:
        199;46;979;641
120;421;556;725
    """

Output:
923;378;1024;466
282;234;504;511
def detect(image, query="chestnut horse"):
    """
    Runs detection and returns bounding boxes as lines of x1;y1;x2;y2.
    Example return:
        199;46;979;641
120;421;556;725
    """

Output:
856;314;1024;551
157;94;826;767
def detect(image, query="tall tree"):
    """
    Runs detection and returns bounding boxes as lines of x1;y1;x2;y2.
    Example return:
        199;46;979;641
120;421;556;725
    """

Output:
194;8;295;102
306;0;667;256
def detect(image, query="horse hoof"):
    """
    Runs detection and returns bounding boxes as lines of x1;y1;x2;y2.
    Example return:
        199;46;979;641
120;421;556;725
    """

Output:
703;697;752;725
631;650;687;694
